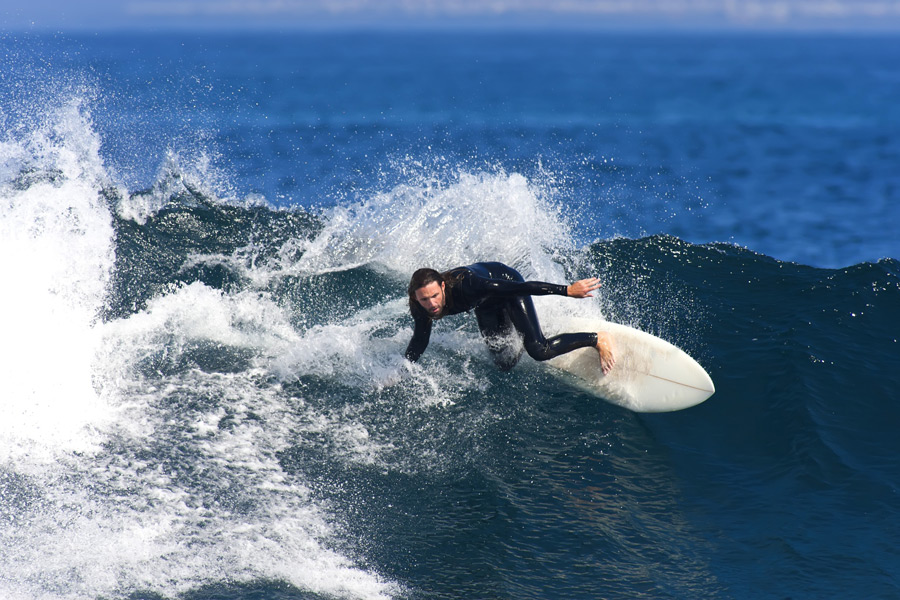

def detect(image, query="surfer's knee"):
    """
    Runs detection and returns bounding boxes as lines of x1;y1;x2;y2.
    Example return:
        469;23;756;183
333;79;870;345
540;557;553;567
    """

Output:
492;352;520;371
522;339;554;362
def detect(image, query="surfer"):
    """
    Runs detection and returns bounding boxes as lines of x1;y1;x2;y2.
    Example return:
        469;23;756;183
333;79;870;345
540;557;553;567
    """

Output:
405;262;616;374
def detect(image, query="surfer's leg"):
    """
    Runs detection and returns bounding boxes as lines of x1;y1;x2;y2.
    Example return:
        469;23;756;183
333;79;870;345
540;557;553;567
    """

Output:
505;295;599;361
475;304;524;371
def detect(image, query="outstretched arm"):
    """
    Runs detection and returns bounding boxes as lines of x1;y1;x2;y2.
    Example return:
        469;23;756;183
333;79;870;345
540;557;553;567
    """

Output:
468;274;602;300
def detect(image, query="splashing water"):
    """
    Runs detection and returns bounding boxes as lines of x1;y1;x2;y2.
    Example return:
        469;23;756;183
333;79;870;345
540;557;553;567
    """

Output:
293;169;576;281
0;103;399;600
0;99;117;463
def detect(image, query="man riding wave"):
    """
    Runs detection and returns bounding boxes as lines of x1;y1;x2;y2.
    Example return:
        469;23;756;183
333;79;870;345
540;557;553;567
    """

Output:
405;262;615;374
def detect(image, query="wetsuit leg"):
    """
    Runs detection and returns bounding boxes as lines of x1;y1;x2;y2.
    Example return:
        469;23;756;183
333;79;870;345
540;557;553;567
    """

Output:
474;303;524;371
472;261;597;365
505;295;599;361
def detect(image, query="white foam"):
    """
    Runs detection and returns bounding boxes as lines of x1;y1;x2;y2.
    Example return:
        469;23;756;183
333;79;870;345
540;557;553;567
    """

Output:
0;278;401;599
0;377;400;600
98;281;299;362
289;170;576;281
96;278;403;596
0;99;117;463
115;148;231;225
0;100;400;600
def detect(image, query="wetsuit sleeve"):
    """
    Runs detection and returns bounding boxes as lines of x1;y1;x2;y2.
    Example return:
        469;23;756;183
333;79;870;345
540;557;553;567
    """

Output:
404;310;432;362
467;276;568;298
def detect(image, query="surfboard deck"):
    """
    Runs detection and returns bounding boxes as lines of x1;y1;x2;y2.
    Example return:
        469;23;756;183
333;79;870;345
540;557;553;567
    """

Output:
545;317;714;412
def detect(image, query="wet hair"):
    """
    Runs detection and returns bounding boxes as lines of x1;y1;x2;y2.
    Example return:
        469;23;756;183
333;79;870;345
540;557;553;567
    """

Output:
408;268;444;314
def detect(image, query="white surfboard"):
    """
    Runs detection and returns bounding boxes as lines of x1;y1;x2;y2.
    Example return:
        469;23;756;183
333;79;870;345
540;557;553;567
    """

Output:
545;317;714;413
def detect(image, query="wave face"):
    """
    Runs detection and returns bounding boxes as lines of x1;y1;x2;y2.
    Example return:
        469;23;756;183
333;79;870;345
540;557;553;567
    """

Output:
4;114;899;599
2;32;899;600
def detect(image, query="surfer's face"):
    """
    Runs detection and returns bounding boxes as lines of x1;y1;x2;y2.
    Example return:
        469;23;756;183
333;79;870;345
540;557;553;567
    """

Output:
414;281;445;318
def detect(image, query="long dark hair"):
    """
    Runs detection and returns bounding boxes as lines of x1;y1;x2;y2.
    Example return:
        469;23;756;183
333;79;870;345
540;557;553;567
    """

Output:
408;267;467;317
407;268;444;315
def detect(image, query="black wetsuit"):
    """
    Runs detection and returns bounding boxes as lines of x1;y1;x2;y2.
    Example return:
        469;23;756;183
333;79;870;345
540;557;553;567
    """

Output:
405;262;598;370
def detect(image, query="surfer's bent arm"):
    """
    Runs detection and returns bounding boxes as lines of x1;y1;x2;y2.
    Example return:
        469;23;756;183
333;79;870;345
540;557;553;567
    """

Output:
404;312;432;362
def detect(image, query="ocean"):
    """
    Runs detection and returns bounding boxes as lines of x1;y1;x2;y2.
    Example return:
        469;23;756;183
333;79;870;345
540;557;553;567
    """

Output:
1;30;898;599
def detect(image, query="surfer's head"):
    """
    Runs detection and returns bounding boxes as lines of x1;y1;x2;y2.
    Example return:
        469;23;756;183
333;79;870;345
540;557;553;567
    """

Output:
409;268;446;319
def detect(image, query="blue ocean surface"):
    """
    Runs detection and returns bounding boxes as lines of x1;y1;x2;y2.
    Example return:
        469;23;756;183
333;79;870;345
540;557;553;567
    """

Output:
1;31;898;599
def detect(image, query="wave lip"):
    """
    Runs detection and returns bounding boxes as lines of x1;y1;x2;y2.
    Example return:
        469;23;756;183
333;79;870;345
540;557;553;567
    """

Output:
0;99;118;463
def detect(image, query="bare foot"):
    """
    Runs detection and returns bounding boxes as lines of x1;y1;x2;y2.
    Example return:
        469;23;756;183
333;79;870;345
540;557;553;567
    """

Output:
596;332;616;375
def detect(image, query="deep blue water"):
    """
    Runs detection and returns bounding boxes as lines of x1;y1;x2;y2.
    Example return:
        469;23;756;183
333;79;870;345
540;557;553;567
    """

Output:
1;31;899;599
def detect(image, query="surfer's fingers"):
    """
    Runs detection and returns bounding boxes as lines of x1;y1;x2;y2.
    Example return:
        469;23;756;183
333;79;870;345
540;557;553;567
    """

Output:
581;279;601;296
568;278;601;298
576;277;600;289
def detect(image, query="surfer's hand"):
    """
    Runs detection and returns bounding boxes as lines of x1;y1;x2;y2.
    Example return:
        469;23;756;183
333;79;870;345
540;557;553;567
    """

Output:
567;278;601;298
596;332;616;375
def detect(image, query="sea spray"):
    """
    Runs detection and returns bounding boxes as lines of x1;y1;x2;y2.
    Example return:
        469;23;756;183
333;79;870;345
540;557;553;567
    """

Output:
254;166;616;404
292;170;576;280
0;104;400;599
0;99;117;463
